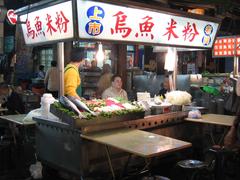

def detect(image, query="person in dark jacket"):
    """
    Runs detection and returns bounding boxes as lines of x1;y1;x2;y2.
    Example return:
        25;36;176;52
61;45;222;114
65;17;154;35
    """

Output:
0;83;25;114
159;76;170;98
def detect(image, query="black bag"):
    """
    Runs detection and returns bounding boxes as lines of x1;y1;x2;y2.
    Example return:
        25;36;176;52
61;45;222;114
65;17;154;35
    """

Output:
225;92;235;112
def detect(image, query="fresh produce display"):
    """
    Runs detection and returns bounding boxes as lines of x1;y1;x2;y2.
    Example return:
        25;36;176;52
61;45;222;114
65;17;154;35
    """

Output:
53;96;144;120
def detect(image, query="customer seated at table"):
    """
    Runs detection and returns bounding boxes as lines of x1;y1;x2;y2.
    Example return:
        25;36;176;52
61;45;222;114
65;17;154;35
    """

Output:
102;74;128;100
0;83;25;114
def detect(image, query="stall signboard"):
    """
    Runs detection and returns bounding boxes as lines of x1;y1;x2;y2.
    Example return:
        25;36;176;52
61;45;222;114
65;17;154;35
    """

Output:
7;9;17;25
19;1;74;45
77;0;219;48
213;36;240;57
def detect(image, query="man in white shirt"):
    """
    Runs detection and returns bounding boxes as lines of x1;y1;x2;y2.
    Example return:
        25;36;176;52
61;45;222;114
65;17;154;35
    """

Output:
102;75;128;100
44;61;59;98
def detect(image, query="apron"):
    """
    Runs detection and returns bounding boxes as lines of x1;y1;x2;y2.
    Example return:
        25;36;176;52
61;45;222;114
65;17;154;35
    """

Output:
64;66;82;97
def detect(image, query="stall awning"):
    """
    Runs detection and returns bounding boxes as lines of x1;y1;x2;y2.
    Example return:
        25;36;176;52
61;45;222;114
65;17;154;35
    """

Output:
15;0;221;48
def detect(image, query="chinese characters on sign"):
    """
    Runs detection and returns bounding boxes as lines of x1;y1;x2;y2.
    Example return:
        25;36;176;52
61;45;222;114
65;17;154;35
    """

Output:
77;0;219;48
20;1;73;44
182;22;199;42
111;11;132;38
213;37;240;57
163;18;179;41
85;6;105;36
136;16;154;40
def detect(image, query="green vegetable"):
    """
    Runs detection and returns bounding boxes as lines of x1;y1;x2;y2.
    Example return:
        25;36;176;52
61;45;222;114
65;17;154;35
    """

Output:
52;102;144;121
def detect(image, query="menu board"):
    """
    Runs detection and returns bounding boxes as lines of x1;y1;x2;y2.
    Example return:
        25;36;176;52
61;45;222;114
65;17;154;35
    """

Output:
213;36;240;57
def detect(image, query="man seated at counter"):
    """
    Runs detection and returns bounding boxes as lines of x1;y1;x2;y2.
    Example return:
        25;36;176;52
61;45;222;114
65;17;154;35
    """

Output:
159;76;170;98
102;75;128;100
0;83;25;114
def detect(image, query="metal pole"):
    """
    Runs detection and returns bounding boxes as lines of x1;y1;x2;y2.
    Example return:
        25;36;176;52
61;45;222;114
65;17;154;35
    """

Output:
173;48;177;90
233;56;237;77
105;145;116;180
233;56;239;77
57;42;64;97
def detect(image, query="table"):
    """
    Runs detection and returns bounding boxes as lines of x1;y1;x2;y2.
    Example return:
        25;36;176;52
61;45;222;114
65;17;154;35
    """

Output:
82;129;192;179
184;114;235;127
0;114;35;126
0;114;35;144
0;114;36;178
184;114;235;145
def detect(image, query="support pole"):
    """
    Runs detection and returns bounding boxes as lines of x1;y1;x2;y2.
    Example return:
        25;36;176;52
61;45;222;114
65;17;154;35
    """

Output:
233;56;239;77
173;48;178;90
57;42;64;97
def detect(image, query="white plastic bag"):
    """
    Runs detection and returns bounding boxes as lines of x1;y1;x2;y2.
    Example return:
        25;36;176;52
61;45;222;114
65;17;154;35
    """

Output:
188;110;202;119
23;108;59;123
22;108;42;123
29;161;43;179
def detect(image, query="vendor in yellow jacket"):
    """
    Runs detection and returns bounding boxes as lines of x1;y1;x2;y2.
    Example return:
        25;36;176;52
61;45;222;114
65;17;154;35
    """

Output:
64;49;84;99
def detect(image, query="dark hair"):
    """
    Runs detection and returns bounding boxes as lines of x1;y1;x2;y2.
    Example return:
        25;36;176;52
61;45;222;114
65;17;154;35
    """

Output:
71;49;84;62
111;74;122;82
39;65;44;71
51;61;57;67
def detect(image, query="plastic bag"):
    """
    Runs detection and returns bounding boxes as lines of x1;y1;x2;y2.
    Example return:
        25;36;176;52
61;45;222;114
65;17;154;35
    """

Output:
188;110;202;119
23;108;59;123
29;161;43;179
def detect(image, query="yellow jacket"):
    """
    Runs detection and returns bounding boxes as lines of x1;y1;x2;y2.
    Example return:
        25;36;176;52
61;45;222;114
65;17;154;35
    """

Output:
64;64;81;97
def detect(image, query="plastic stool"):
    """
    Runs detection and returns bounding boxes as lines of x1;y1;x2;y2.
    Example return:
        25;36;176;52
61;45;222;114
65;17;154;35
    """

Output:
176;160;207;180
178;160;206;169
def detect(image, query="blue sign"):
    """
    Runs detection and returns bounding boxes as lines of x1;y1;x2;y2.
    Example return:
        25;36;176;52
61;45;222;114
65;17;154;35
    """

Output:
85;6;105;36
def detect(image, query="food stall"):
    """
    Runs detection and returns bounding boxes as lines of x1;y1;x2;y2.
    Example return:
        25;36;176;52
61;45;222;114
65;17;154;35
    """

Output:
15;0;220;179
201;36;240;114
213;36;240;77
